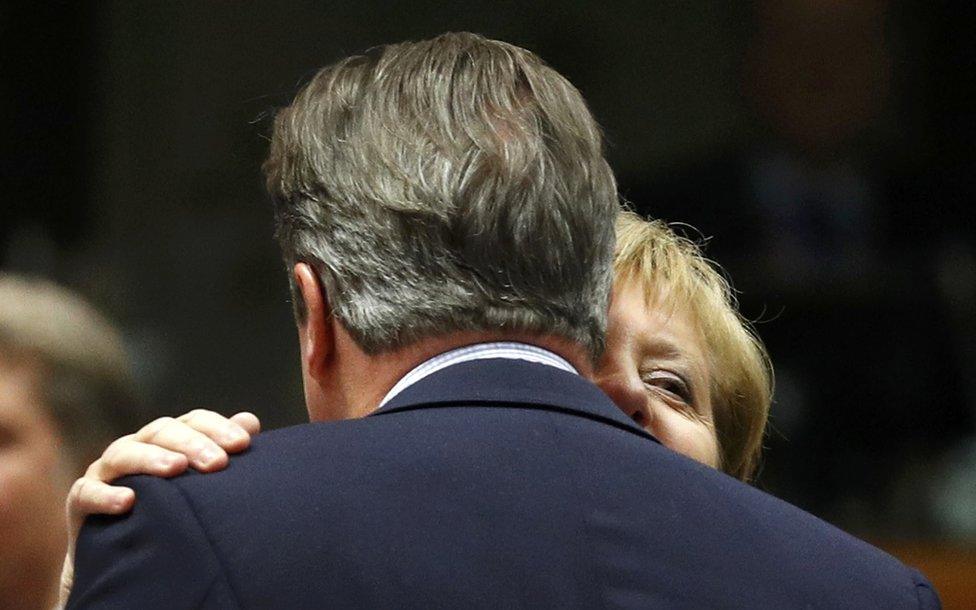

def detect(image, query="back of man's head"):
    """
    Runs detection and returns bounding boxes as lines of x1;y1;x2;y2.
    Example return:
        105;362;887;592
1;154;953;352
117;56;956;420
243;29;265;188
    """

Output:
265;32;618;359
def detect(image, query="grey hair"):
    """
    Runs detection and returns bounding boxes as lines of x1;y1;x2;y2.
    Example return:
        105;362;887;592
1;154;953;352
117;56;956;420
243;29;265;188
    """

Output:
265;32;618;359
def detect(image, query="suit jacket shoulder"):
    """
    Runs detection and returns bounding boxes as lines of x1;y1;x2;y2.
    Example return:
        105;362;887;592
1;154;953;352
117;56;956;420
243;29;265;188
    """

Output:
69;359;940;609
69;472;239;608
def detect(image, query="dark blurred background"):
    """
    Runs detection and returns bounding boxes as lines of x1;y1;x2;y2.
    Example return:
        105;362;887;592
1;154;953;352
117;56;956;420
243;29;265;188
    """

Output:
2;0;974;600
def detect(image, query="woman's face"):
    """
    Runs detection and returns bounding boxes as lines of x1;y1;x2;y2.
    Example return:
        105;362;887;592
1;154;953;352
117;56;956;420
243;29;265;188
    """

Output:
0;354;71;609
594;281;721;469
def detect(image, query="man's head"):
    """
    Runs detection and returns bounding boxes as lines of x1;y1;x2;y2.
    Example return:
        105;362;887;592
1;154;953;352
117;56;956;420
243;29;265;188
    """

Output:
264;33;618;371
0;274;137;609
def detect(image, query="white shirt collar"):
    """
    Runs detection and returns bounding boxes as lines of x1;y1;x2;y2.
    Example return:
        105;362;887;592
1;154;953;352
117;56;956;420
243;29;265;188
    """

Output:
378;342;578;408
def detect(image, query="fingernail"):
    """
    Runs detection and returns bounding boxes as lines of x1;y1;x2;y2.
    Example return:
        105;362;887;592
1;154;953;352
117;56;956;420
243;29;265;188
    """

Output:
222;429;246;444
158;454;180;469
198;446;220;465
112;491;131;510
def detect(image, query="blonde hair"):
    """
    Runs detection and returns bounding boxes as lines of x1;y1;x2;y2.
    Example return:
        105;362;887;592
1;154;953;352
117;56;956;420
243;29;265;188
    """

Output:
0;274;137;467
265;32;617;360
614;211;773;481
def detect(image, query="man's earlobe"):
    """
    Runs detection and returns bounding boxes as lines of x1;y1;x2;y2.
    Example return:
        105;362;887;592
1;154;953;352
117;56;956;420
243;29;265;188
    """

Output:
293;263;333;379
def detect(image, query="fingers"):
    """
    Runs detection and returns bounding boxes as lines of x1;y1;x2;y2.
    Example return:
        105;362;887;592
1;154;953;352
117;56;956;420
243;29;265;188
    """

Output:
114;410;252;474
63;408;262;582
66;477;136;532
230;411;261;436
83;410;260;491
87;436;190;483
137;417;230;472
175;409;253;453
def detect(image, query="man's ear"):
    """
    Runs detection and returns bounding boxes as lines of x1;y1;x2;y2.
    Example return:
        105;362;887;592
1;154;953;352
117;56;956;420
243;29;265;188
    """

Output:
293;263;333;381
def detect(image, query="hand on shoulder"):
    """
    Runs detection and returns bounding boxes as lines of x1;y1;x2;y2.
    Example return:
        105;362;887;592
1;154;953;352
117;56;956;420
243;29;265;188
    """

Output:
57;409;261;608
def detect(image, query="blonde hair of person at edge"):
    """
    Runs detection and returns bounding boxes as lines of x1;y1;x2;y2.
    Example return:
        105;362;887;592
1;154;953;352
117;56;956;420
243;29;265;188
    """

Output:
0;274;140;610
601;210;772;482
61;211;774;583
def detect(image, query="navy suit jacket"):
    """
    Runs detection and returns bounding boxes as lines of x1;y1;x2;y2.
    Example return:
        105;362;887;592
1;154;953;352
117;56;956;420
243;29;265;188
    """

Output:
69;359;939;608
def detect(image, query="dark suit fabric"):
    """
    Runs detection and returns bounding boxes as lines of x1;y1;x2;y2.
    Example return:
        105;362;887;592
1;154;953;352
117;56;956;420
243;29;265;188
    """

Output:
69;359;939;609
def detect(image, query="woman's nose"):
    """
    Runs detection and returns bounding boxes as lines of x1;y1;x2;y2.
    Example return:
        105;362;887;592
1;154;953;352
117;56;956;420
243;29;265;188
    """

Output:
596;375;654;430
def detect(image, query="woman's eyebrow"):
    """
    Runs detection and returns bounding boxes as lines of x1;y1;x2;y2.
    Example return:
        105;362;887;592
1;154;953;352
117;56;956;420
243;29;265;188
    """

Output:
638;336;685;360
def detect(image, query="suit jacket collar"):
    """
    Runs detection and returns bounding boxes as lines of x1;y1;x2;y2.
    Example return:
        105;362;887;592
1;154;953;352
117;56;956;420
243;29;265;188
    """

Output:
370;358;657;443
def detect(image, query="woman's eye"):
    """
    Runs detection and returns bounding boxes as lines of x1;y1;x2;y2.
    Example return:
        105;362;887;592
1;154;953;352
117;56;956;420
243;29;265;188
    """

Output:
642;371;692;404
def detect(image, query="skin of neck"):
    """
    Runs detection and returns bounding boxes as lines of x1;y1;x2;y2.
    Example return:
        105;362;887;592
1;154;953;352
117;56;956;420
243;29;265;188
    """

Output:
292;263;593;422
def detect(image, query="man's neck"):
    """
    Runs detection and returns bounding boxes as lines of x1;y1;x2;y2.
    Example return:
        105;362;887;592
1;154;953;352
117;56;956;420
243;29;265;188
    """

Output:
320;328;592;421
